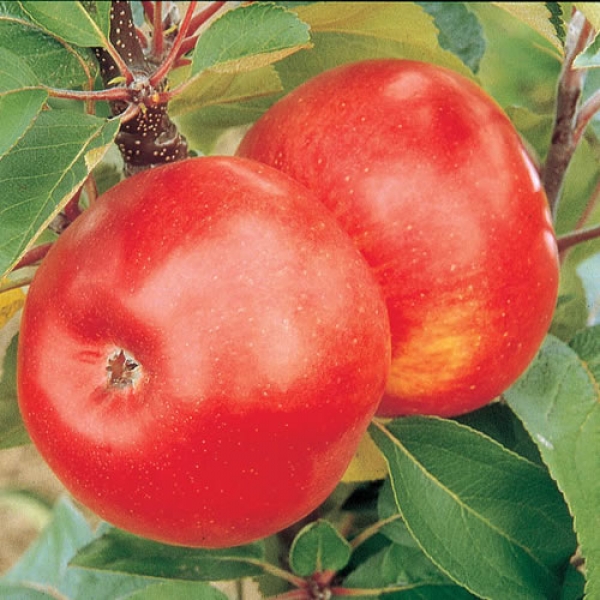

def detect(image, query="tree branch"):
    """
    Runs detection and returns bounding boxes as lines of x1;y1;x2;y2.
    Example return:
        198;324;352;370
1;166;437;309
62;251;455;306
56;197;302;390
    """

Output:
94;0;189;176
541;9;595;218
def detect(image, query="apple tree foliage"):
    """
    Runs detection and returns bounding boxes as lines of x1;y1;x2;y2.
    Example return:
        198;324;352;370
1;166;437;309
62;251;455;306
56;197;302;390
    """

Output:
0;2;600;599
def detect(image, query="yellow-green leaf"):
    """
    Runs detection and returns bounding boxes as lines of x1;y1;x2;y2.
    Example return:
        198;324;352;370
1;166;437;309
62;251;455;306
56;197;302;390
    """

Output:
294;1;473;76
492;2;564;55
169;65;283;118
191;3;311;77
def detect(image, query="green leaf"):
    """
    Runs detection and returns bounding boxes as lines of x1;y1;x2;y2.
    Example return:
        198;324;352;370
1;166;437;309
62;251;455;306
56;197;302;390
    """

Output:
169;65;283;118
175;101;270;156
471;4;561;114
505;332;600;599
191;3;311;76
170;2;311;151
0;328;28;449
0;11;96;89
416;2;486;73
124;581;228;600
454;402;544;464
561;563;587;600
0;110;118;277
0;45;40;91
0;496;156;600
273;2;476;107
492;2;564;54
19;1;109;47
72;527;267;582
289;520;351;577
0;1;30;19
376;478;419;547
80;1;111;37
0;47;47;157
288;2;474;81
350;483;474;597
370;417;576;600
344;543;477;599
177;2;478;155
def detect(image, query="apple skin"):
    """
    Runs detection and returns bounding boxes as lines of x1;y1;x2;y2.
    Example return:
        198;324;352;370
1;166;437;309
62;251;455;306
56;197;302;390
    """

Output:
237;59;560;418
17;156;391;547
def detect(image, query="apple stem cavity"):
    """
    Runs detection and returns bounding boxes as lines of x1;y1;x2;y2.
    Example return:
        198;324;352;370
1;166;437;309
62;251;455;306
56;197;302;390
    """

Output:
106;349;140;389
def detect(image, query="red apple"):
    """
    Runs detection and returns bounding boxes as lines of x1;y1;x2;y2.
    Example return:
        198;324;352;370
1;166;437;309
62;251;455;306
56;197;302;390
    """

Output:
17;156;390;547
237;59;559;417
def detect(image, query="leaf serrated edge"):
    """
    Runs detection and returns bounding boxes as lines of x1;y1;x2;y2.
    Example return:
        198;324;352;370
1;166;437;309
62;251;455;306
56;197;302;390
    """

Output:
0;11;99;87
18;0;109;48
1;117;118;278
370;418;563;599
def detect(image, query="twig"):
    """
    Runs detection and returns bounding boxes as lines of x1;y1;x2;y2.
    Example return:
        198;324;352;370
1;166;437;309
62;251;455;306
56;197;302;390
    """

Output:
46;86;130;103
244;558;306;589
188;1;228;35
557;223;600;253
151;1;164;59
541;9;595;218
149;1;198;88
63;188;83;222
573;88;600;147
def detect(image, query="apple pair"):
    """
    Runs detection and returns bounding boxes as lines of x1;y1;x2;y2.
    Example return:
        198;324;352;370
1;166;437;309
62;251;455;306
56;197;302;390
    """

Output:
17;59;558;548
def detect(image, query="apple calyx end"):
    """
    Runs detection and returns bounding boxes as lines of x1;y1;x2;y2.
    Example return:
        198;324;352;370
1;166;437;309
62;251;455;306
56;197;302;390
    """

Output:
106;349;141;389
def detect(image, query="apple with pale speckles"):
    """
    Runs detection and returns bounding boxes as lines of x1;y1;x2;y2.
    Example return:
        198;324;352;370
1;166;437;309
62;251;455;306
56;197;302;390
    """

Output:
237;59;559;417
17;156;391;547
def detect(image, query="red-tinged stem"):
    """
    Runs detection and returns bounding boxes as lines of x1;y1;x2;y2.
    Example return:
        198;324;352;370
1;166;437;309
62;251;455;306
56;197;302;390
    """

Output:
141;0;154;23
116;101;141;125
84;173;100;206
177;33;200;59
557;223;600;253
187;1;228;36
13;243;54;271
46;86;130;103
173;56;192;69
313;570;337;588
573;88;600;147
45;87;130;102
63;188;83;222
173;2;228;63
152;1;164;60
246;559;306;589
149;0;198;88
